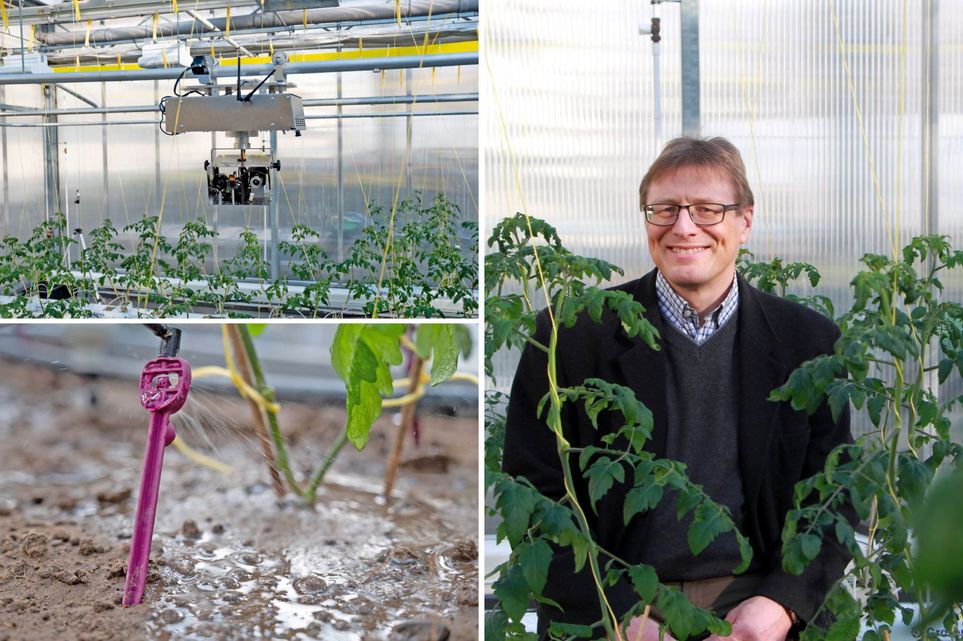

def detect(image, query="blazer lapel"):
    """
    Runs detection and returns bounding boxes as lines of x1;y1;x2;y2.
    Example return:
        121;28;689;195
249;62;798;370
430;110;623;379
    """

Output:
736;277;788;508
613;271;668;458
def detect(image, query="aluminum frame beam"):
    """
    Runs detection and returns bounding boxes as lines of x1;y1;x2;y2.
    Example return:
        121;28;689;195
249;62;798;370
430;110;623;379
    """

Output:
0;51;477;85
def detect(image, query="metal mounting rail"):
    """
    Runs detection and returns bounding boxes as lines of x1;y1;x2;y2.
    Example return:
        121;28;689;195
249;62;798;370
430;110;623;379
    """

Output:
0;52;477;85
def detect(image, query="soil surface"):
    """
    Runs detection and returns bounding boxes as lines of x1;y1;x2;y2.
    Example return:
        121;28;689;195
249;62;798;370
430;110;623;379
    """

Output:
0;359;478;641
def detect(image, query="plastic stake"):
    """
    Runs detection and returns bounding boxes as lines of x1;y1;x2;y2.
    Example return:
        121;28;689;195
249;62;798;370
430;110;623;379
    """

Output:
121;356;191;607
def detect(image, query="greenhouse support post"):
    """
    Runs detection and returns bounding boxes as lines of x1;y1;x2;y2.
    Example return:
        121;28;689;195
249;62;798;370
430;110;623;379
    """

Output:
270;130;279;280
337;64;344;263
101;82;109;218
681;0;700;136
41;80;60;221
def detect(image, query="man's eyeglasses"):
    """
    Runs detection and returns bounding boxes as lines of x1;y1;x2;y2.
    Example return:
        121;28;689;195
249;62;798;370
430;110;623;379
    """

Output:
642;203;741;227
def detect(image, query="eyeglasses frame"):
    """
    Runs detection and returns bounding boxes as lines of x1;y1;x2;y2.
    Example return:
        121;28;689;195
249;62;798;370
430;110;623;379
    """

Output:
642;202;743;227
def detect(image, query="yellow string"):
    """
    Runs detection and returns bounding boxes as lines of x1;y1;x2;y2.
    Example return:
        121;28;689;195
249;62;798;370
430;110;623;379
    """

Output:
29;25;34;51
302;9;307;30
162;48;168;68
152;13;158;42
225;6;231;38
72;0;80;22
84;19;91;47
172;437;233;474
396;0;401;26
0;2;8;30
171;0;178;13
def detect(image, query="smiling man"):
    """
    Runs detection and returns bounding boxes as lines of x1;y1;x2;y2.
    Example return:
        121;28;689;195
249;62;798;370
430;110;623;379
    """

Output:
502;137;854;641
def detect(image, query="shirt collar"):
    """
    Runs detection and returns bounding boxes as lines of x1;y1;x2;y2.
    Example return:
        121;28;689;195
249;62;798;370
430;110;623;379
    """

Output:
655;270;740;332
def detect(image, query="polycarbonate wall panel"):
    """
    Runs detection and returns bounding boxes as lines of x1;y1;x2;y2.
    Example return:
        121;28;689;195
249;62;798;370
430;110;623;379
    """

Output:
0;85;45;239
483;1;963;425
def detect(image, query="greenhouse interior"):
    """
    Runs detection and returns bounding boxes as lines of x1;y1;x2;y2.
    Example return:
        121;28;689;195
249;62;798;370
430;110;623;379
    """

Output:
484;2;963;640
0;0;478;318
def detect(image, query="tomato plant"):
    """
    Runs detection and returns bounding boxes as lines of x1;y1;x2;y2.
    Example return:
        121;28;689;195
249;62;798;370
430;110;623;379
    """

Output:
202;323;475;505
742;237;963;640
0;193;477;318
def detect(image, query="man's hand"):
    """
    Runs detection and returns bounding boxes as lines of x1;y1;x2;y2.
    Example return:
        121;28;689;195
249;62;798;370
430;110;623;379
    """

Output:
705;595;793;641
622;614;678;641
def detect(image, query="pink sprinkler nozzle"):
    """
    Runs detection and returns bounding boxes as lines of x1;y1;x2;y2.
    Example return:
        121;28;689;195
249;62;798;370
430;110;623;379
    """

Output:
122;356;191;607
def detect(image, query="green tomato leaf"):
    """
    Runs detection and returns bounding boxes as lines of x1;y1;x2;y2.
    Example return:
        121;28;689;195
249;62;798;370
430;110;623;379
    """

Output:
585;457;624;510
628;564;658;604
414;324;461;385
624;483;663;525
246;323;268;337
518;539;553;598
331;324;405;450
687;503;732;557
494;479;537;548
492;563;530;621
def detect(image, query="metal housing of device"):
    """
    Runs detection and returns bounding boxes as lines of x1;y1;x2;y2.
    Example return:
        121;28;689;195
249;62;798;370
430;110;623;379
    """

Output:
163;94;305;134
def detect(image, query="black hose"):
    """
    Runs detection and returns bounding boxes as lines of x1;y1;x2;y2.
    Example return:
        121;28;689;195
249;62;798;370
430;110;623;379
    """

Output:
144;324;182;357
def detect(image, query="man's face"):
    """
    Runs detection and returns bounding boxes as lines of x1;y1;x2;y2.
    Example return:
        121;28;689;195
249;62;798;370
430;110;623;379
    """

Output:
644;165;753;303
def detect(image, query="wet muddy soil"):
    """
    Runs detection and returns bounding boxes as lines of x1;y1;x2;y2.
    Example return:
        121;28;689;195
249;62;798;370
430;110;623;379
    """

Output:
0;360;478;640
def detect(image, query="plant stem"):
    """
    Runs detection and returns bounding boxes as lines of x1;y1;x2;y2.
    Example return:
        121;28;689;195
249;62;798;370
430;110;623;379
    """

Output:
236;324;304;497
227;325;285;498
304;428;350;503
383;351;425;498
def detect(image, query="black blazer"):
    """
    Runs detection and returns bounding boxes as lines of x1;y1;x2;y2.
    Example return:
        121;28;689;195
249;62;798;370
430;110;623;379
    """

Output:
502;269;854;635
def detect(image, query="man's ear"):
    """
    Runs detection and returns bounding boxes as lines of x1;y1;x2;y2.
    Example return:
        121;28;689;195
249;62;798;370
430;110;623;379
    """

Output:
739;207;754;243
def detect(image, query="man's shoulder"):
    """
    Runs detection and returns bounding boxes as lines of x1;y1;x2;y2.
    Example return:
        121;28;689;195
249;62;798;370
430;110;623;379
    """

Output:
744;281;840;347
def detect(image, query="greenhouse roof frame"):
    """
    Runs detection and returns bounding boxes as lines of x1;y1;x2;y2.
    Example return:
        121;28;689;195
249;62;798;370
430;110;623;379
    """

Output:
9;0;288;24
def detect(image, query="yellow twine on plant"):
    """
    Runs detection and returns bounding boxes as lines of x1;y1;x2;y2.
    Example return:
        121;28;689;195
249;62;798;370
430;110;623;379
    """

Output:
29;24;35;51
172;436;233;474
171;0;178;13
192;365;281;414
302;9;307;30
210;43;215;58
161;47;168;68
0;2;8;31
117;54;121;66
359;37;363;55
74;55;80;70
225;6;231;38
269;38;274;55
395;0;401;26
72;0;80;22
152;13;158;42
83;19;91;47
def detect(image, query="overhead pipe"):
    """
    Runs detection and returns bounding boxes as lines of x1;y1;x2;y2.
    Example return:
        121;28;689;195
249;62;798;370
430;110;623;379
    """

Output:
43;28;476;66
0;93;478;118
39;13;476;54
0;110;477;128
37;1;478;47
0;51;477;85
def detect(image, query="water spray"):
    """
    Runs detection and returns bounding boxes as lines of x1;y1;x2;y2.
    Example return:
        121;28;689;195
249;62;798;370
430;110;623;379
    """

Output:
122;324;191;606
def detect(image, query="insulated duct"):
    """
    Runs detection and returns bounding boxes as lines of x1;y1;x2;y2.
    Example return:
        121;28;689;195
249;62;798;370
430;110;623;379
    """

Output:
38;0;478;47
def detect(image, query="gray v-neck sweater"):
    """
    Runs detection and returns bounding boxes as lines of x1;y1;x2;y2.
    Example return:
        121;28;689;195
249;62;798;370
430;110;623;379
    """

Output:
637;313;750;580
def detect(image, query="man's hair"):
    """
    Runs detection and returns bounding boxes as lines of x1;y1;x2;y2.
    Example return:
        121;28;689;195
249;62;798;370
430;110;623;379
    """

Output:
639;136;755;208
